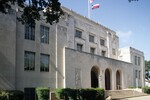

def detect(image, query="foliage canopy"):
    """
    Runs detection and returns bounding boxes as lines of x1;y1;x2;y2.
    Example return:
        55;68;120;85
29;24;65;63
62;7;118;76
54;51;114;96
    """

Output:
145;60;150;80
0;0;63;26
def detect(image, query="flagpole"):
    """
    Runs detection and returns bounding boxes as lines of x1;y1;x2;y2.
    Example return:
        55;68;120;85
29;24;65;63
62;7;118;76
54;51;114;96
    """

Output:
88;0;91;19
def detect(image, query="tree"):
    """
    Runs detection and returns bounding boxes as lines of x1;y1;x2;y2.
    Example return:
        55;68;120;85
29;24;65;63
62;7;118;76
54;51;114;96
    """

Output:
0;0;63;27
145;60;150;80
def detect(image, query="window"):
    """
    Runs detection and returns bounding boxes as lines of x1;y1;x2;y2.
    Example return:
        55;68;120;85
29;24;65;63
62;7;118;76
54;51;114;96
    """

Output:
77;44;83;51
90;47;95;54
101;50;106;57
112;49;116;55
139;71;141;79
40;25;49;44
24;51;35;71
75;30;82;38
24;88;36;100
100;39;105;46
135;70;138;78
89;35;94;42
138;57;141;66
135;56;137;65
40;54;49;72
25;23;35;40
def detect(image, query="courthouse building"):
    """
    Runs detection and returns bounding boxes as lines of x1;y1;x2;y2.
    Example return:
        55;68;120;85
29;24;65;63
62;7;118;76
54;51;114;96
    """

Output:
0;6;144;98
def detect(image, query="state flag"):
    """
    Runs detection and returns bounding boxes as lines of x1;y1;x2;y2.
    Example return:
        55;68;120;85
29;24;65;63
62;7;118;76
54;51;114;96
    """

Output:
92;4;100;10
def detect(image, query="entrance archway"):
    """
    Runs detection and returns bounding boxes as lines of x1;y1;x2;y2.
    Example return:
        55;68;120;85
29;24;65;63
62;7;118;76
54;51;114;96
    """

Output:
105;68;111;90
91;67;99;88
116;70;121;90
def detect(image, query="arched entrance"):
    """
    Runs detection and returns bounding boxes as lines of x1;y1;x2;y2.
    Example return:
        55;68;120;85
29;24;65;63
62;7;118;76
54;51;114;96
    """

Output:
105;68;111;90
116;70;121;90
91;67;99;88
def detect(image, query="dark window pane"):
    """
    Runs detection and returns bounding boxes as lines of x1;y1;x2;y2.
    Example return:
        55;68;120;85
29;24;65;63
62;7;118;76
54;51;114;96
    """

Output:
100;39;105;46
24;51;35;71
25;24;35;40
90;47;95;54
102;51;106;57
77;44;83;51
40;54;49;72
89;35;94;42
40;25;49;44
75;30;82;38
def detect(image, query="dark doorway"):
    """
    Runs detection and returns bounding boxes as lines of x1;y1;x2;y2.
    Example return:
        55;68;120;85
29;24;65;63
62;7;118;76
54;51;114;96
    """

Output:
116;70;121;90
24;88;37;100
91;67;99;88
105;69;111;90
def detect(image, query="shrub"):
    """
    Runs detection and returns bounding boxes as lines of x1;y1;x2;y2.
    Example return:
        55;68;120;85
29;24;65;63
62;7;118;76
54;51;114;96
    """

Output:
0;91;8;100
55;88;65;99
55;88;105;100
143;86;150;94
94;88;105;100
36;87;50;100
64;88;78;100
79;88;97;100
55;88;78;100
0;90;24;100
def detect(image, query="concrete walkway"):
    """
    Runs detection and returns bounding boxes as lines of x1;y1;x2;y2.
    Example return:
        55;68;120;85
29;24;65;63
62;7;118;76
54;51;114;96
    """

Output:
121;95;150;100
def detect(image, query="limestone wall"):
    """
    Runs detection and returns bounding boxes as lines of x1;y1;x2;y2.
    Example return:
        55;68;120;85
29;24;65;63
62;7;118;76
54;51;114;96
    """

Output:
65;48;134;90
0;10;16;90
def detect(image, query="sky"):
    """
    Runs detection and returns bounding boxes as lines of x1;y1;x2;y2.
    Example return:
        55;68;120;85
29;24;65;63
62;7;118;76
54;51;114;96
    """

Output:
59;0;150;60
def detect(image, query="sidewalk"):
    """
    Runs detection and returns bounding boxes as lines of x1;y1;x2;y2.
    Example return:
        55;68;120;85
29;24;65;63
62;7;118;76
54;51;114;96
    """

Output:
121;95;150;100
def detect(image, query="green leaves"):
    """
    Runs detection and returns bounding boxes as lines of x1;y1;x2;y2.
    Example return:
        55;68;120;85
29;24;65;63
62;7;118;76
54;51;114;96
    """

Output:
143;86;150;94
0;0;63;27
55;88;105;100
0;90;24;100
145;60;150;80
17;5;40;27
36;87;49;100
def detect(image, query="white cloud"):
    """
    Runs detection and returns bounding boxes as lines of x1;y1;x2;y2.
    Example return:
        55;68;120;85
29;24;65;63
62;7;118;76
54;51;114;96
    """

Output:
116;30;133;44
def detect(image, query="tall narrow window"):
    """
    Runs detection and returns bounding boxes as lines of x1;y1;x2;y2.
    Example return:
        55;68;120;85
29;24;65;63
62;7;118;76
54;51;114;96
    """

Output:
139;71;141;79
135;70;138;78
75;30;82;38
25;23;35;40
112;48;116;55
40;54;49;72
100;39;105;46
77;44;83;51
135;56;137;65
40;25;49;44
24;51;35;71
89;35;94;42
138;57;141;66
101;50;106;57
90;47;95;54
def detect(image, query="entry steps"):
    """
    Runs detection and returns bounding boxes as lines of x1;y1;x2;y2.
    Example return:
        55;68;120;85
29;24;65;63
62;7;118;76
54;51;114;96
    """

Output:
105;89;148;100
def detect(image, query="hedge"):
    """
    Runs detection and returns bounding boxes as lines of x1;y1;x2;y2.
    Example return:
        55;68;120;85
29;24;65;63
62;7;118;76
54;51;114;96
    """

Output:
55;88;78;100
0;90;24;100
143;86;150;94
55;88;105;100
36;87;50;100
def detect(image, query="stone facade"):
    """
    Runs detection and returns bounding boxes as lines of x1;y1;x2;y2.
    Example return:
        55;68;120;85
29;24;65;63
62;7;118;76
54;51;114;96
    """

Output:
0;6;144;95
